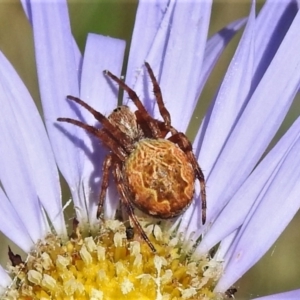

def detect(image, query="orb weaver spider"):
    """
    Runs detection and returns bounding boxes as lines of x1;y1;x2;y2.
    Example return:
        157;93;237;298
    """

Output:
57;63;206;252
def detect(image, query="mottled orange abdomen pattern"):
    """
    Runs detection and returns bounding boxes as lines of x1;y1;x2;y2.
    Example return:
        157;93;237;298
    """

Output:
125;138;195;218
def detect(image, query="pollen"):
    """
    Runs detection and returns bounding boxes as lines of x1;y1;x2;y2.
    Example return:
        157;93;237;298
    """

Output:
3;221;224;299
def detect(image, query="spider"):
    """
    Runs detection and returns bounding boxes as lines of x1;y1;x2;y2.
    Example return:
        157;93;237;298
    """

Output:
57;62;206;252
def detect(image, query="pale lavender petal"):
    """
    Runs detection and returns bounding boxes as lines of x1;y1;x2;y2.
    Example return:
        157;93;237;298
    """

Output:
191;1;298;234
127;0;212;132
0;265;11;290
20;0;31;21
79;33;125;221
181;18;247;233
0;188;33;252
179;3;255;236
194;18;246;109
253;0;298;89
0;64;51;242
126;0;169;86
0;129;45;243
29;1;87;219
195;0;298;161
125;0;176;106
252;289;300;300
213;230;238;262
176;194;201;245
196;117;300;254
0;51;66;235
203;8;300;224
215;135;300;291
21;0;81;70
197;2;255;178
151;1;212;130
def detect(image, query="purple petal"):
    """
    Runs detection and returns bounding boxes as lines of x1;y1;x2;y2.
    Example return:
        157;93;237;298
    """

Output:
0;265;11;290
22;0;81;66
79;33;125;221
180;18;247;234
0;188;33;252
196;117;300;254
197;2;256;178
177;194;202;244
20;0;31;22
127;0;212;131
252;289;300;300
195;18;247;107
181;3;254;237
0;58;57;241
0;51;66;235
215;133;300;291
0;133;45;243
252;0;298;89
126;0;170;86
201;4;300;224
29;1;88;219
213;230;238;262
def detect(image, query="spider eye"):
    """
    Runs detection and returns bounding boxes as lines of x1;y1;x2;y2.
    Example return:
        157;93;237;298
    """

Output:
113;107;122;112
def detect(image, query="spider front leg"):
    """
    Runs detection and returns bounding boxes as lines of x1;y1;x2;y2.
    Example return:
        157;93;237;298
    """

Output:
113;162;157;252
103;69;161;139
168;133;207;224
65;96;134;153
97;154;113;219
57;117;129;162
144;62;171;128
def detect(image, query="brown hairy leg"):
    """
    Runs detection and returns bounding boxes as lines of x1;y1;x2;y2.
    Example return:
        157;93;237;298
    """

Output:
168;132;206;224
113;162;157;252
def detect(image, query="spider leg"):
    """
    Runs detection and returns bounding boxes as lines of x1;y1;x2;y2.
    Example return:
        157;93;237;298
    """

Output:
135;110;157;138
169;125;178;135
144;62;171;128
57;117;128;161
65;96;134;153
113;162;157;252
103;70;161;139
156;119;178;137
97;153;113;219
168;133;207;224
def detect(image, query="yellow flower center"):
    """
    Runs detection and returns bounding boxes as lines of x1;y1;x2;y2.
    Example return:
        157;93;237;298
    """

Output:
3;220;223;299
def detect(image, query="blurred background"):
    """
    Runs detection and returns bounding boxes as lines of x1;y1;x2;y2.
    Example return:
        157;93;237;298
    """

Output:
0;1;299;299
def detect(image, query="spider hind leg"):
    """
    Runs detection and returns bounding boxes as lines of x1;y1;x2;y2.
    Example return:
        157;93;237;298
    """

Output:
113;162;157;252
168;132;207;224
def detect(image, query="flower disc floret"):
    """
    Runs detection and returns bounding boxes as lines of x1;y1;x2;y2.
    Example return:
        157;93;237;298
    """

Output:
4;221;223;300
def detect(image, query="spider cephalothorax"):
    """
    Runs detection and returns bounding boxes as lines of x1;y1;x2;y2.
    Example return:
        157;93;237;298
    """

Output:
57;62;206;252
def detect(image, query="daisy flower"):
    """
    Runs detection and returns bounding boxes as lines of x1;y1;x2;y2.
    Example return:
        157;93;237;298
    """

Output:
0;0;299;299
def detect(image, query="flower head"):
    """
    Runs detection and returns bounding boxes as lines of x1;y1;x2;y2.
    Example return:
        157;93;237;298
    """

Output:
0;0;300;299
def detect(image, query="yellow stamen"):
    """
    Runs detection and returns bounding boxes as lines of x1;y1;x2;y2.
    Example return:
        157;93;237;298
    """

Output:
3;220;224;299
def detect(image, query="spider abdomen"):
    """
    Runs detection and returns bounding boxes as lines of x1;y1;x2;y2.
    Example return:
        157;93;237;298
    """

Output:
58;63;206;251
125;138;195;218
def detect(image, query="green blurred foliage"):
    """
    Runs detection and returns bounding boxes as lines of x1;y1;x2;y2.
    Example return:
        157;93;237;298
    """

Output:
0;1;299;299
